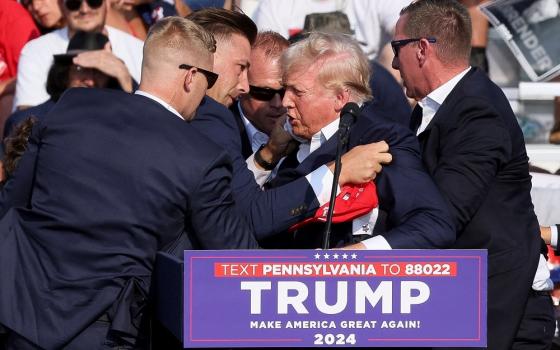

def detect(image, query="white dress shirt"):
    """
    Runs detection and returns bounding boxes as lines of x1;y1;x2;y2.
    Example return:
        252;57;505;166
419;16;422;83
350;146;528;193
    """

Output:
416;67;470;135
238;104;270;153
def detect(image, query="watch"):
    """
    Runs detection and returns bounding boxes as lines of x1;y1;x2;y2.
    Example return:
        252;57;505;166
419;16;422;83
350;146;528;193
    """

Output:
254;144;277;170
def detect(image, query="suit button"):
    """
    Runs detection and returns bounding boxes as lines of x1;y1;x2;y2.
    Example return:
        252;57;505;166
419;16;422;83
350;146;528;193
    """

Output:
290;209;296;216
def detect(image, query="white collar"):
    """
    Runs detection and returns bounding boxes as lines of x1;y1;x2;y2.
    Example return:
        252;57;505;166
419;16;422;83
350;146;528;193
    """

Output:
419;66;471;111
237;102;270;152
135;90;184;120
297;117;339;162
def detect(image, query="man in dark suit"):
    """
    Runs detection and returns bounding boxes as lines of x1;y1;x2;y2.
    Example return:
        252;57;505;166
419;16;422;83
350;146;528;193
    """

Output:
392;1;554;348
188;9;393;241
0;16;259;350
267;31;455;250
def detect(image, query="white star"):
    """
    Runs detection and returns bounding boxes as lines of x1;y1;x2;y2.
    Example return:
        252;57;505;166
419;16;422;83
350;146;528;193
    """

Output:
342;253;348;259
333;253;339;259
323;253;330;259
314;253;321;259
351;253;357;259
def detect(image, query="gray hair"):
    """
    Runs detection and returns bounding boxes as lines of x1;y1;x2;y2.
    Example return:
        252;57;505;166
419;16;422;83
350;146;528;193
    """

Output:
281;32;372;103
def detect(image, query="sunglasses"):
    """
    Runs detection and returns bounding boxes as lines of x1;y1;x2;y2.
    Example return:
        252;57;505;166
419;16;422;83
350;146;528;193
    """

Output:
248;85;285;101
179;64;218;89
64;0;103;11
391;37;436;57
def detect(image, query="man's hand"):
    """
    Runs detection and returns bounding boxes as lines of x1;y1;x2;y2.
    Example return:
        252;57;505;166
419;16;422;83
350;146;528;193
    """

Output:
255;116;298;169
541;225;552;245
73;43;133;92
330;141;392;185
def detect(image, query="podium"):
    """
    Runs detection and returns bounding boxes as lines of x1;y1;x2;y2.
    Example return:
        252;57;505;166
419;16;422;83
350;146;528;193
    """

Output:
152;252;184;348
153;249;487;348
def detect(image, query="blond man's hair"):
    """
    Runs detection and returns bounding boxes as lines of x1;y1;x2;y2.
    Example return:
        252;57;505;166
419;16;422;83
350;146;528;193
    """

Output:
142;16;216;74
281;32;372;104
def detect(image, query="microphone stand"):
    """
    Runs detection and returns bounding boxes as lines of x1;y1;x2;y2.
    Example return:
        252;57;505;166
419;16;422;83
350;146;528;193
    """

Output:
321;112;354;249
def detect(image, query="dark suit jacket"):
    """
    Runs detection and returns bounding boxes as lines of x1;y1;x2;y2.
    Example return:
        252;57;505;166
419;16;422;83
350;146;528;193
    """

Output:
229;101;253;159
267;109;455;249
366;60;411;125
191;96;320;239
0;88;259;349
411;68;542;350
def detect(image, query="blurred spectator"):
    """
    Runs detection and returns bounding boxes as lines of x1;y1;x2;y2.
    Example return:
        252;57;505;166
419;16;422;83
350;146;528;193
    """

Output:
460;0;490;73
0;0;40;136
252;0;411;60
184;0;232;11
551;96;560;144
13;0;143;110
105;0;149;40
22;0;66;33
4;31;130;141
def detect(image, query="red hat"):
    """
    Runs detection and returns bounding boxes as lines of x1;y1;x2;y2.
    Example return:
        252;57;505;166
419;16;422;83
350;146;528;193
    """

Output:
289;181;378;231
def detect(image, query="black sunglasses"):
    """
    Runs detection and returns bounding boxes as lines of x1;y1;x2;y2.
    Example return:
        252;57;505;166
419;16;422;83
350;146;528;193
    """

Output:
248;85;285;101
179;64;218;89
391;37;436;57
64;0;103;11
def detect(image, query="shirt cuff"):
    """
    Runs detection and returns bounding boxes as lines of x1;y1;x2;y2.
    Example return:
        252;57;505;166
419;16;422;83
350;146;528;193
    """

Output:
361;235;392;250
532;254;553;291
246;153;271;188
352;208;379;237
305;165;340;206
551;225;558;250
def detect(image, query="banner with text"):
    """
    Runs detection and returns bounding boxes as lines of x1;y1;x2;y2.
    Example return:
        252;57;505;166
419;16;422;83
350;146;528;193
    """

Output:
481;0;560;81
183;250;487;348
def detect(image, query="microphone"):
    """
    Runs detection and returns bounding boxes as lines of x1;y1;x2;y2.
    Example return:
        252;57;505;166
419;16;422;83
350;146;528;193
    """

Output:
322;102;360;249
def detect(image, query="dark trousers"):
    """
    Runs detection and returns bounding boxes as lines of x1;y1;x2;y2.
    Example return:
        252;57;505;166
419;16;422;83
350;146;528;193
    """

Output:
1;317;136;350
512;291;555;350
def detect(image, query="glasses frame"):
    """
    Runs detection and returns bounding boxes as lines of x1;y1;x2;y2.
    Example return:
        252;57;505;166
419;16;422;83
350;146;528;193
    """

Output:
179;64;218;89
64;0;103;11
391;37;436;57
248;85;285;101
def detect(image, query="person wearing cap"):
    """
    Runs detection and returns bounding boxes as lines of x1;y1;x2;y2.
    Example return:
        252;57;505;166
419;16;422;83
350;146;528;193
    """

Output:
3;31;130;141
0;16;259;349
265;31;455;249
13;0;143;110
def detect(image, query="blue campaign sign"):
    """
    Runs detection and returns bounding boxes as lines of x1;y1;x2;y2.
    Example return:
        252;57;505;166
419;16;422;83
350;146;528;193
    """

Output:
183;250;487;348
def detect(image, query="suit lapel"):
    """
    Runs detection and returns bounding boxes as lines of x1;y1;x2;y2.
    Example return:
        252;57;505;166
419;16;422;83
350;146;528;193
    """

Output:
229;102;253;159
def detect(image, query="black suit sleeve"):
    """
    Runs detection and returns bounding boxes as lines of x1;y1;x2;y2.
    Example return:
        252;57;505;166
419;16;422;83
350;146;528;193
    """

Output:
432;98;511;234
373;126;455;249
188;151;260;249
192;100;320;239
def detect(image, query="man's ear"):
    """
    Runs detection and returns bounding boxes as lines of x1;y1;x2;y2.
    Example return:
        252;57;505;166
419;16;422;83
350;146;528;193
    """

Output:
334;88;351;112
417;38;431;66
183;69;194;92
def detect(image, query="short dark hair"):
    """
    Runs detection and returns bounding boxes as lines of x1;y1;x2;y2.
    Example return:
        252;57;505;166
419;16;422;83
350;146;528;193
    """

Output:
400;0;471;64
187;8;257;45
